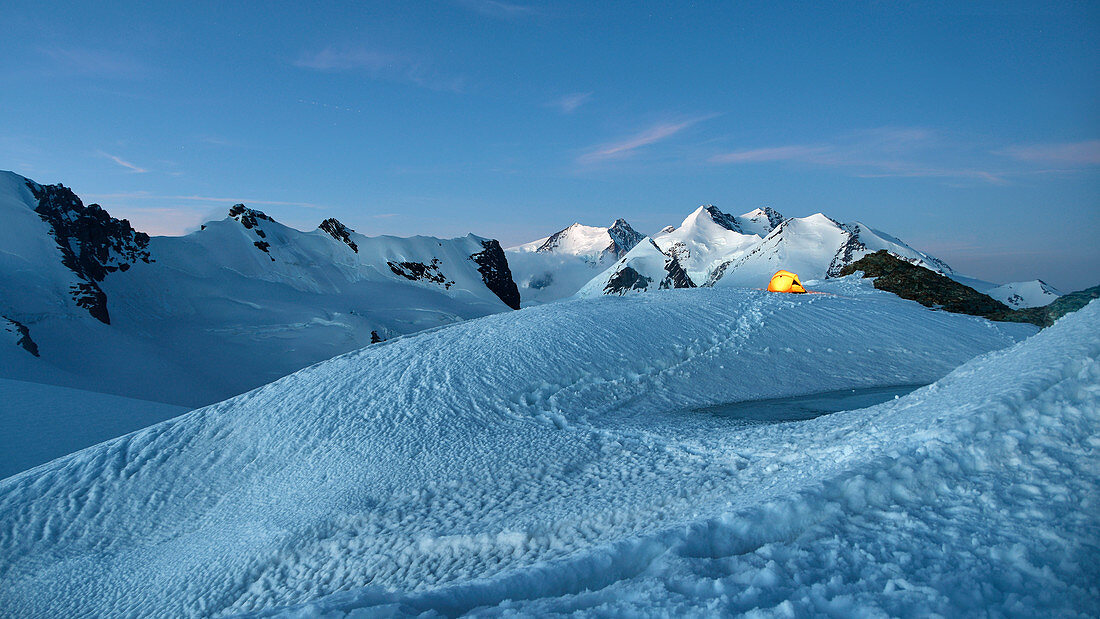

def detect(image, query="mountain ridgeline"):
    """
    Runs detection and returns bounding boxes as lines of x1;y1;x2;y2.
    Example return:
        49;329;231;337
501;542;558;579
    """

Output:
0;171;523;406
0;170;1077;406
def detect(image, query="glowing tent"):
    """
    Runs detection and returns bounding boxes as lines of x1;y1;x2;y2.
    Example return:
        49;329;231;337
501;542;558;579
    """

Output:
767;270;807;293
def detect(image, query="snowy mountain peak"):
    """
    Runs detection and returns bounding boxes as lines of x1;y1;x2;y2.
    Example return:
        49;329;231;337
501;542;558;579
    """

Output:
530;219;642;260
318;218;358;253
737;206;786;235
578;237;695;297
653;205;761;285
987;279;1062;309
225;204;276;259
708;213;953;287
703;205;743;233
676;205;742;234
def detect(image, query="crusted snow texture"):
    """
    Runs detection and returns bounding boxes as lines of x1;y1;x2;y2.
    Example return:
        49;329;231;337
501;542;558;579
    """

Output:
0;282;1052;617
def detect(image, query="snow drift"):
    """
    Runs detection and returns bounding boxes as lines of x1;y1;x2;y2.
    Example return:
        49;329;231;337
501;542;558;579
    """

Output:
0;281;1042;617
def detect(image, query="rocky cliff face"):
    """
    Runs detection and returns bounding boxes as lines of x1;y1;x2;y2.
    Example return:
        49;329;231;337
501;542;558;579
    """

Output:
605;218;645;259
26;181;151;324
470;240;521;310
319;218;359;253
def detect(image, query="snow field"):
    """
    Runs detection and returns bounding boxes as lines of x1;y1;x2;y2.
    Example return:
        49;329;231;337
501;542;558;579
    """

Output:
279;300;1100;617
0;283;1039;616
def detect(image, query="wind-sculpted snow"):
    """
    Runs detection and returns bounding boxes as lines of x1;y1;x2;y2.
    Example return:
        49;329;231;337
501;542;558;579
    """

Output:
0;283;1043;616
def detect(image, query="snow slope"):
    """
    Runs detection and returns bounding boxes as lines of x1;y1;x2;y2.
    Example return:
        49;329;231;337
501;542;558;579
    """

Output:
296;299;1097;617
0;171;518;407
652;206;764;284
710;214;953;288
506;218;644;305
0;282;1040;617
0;378;188;479
987;279;1061;309
576;238;694;296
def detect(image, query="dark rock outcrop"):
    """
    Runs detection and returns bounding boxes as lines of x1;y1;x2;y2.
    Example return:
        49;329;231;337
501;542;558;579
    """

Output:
660;254;696;290
319;218;358;253
26;181;152;324
839;251;1009;318
388;258;454;289
228;204;272;229
755;206;786;230
827;225;868;277
228;204;275;261
470;240;521;310
842;251;1097;328
604;266;652;295
3;317;39;357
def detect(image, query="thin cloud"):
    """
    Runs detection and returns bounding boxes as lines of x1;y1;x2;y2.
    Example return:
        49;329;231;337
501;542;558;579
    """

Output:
996;140;1100;165
711;145;829;164
293;46;464;92
579;116;714;164
84;191;324;209
547;92;592;114
457;0;540;19
710;128;1010;184
99;152;148;173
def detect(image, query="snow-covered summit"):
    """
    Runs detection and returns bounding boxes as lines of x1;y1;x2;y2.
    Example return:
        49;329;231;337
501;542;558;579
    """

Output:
577;237;694;296
707;212;953;287
511;218;644;261
987;279;1061;309
738;205;787;236
506;218;645;305
652;205;764;283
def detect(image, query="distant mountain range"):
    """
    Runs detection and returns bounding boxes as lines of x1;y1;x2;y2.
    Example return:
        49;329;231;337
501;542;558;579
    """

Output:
0;171;517;406
0;170;1061;407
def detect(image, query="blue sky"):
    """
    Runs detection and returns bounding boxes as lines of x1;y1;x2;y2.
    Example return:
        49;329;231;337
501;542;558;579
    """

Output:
2;1;1097;289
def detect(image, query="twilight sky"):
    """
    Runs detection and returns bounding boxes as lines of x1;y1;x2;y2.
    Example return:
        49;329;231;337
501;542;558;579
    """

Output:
2;1;1097;289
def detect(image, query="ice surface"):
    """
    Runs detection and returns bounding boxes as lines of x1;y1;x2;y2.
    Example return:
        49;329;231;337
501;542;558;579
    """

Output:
0;281;1057;617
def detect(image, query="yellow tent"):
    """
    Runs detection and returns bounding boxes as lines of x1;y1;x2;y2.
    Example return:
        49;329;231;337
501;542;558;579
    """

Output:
767;269;807;293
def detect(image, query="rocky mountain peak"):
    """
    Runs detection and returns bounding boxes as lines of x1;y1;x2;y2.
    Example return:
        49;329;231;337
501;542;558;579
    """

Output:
319;218;359;253
606;218;644;259
701;205;743;233
26;180;151;324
